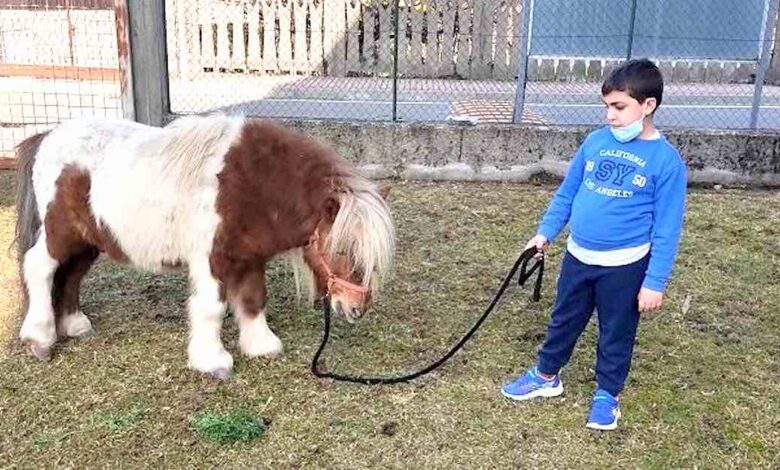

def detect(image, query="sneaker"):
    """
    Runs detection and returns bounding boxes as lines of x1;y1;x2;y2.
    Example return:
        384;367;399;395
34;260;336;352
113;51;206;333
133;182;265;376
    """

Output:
501;366;564;401
586;389;621;430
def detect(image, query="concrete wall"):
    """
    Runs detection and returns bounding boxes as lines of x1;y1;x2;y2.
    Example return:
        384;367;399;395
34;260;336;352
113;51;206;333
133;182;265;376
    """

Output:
287;120;780;187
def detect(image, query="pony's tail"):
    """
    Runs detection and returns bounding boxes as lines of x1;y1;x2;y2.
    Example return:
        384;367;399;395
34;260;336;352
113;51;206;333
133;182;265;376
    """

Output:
13;131;48;312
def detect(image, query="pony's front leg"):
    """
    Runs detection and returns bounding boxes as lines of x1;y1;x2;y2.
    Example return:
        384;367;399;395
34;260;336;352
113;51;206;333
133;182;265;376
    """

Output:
237;309;283;359
19;234;59;361
187;262;233;379
229;269;283;358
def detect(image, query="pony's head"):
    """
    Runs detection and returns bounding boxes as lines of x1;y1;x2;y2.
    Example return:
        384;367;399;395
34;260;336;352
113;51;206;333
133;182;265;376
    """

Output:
302;179;394;322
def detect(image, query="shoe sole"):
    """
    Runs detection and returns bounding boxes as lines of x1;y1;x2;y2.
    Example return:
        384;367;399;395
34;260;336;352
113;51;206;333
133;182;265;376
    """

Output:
585;409;621;431
501;382;564;401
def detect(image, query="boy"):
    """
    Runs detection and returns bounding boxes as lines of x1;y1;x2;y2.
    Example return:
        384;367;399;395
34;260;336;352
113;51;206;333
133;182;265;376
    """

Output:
501;59;687;430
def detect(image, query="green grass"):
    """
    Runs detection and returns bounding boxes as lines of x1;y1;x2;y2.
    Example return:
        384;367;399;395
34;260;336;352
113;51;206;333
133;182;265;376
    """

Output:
1;171;780;468
93;406;147;436
33;406;147;450
191;409;267;444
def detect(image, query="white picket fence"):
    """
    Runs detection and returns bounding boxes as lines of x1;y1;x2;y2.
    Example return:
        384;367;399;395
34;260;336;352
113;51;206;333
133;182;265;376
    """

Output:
0;8;118;68
1;1;769;84
166;0;524;80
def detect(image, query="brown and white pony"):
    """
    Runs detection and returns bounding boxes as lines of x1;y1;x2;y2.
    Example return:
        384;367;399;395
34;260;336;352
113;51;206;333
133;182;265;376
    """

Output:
14;115;395;379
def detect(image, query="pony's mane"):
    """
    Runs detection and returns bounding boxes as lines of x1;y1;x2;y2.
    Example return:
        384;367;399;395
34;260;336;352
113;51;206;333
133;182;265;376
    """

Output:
286;175;395;302
326;176;394;294
286;247;317;301
147;114;244;190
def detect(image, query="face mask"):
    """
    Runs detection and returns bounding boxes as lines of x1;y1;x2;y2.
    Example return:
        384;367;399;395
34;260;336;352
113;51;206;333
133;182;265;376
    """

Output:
610;117;644;143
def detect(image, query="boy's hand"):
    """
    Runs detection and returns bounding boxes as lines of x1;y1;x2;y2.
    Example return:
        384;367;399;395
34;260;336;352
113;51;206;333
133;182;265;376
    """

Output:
524;234;549;259
638;287;663;313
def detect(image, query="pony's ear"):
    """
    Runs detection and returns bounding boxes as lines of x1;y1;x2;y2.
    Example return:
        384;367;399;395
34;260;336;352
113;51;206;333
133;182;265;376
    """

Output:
378;184;391;200
324;196;340;222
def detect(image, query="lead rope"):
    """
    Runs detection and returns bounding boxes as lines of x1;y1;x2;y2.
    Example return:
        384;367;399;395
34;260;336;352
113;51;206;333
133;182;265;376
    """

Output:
310;247;544;385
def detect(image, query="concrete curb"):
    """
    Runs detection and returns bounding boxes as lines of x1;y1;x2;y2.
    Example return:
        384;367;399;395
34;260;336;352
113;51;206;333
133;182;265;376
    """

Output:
3;120;779;188
288;120;780;187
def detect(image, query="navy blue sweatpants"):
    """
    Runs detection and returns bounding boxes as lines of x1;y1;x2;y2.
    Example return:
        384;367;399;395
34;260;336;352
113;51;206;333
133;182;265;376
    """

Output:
536;250;649;396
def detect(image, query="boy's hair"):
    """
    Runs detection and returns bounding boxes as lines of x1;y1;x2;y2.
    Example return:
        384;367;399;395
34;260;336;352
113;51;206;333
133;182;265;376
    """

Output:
602;58;664;111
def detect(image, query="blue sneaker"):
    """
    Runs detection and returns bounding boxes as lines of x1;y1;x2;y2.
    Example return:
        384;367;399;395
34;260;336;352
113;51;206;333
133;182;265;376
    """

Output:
501;366;564;401
586;389;621;430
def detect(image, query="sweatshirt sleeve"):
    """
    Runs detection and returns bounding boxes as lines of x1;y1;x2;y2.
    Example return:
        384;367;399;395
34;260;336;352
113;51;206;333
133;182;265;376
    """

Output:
642;153;687;292
537;143;587;242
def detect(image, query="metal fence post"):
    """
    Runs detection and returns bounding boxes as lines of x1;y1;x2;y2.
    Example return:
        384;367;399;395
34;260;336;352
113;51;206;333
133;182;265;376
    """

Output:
512;0;534;124
392;0;400;122
126;0;170;126
751;0;780;129
626;0;637;60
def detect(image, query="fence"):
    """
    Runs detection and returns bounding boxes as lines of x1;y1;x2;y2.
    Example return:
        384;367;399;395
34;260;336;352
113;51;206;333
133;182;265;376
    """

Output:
160;0;780;128
3;0;780;161
167;0;523;80
0;0;122;160
166;0;777;82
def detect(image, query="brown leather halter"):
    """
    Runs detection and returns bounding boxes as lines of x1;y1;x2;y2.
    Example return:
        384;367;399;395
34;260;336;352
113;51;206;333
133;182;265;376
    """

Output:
306;228;369;305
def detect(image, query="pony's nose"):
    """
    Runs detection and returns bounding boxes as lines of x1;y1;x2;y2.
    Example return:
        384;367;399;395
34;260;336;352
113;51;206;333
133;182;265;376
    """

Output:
351;307;363;319
333;299;344;317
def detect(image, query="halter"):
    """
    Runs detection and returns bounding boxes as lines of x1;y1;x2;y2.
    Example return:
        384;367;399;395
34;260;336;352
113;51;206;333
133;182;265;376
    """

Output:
306;228;369;304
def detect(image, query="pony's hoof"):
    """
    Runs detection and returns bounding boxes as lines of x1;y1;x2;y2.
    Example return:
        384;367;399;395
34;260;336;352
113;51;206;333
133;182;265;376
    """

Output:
19;319;56;354
240;333;283;359
187;347;234;379
76;329;96;340
209;368;232;381
29;343;52;362
56;311;94;339
258;347;284;360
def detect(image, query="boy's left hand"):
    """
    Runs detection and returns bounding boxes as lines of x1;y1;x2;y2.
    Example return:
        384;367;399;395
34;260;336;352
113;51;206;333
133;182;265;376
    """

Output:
638;287;663;313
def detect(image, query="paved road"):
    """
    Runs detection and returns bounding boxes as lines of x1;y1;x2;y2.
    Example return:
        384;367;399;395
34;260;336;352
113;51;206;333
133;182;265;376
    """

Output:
215;96;780;129
4;76;780;157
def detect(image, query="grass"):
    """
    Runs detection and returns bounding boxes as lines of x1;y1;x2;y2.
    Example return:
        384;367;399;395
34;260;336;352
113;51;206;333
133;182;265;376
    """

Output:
1;170;780;468
191;409;267;444
33;406;147;450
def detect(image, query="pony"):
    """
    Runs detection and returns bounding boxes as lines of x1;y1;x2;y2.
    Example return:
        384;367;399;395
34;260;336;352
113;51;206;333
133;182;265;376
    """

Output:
13;115;395;379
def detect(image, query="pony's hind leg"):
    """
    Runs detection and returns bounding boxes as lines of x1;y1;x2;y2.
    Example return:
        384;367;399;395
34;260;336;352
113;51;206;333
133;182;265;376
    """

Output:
228;268;283;358
19;233;60;361
186;259;233;379
54;247;99;338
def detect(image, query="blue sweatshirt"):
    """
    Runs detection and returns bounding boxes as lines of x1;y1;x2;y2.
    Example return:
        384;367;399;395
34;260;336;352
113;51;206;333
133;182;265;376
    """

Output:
538;126;687;292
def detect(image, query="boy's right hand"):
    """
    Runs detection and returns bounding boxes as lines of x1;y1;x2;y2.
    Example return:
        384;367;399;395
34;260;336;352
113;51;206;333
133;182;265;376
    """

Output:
524;234;549;259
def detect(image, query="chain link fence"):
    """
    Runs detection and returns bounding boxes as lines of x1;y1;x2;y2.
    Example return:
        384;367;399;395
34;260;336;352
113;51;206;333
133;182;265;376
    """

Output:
523;0;779;129
2;0;780;159
165;0;780;129
0;0;122;159
164;0;560;124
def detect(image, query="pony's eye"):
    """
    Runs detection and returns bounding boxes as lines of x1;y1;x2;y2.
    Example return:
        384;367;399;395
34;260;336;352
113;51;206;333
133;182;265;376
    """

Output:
352;267;366;280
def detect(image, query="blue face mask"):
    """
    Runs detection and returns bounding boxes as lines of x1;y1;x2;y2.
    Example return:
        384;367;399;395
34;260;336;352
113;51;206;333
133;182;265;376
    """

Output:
610;117;644;143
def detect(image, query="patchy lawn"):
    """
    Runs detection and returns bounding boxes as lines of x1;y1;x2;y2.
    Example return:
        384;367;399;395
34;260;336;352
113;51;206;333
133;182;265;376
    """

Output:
1;170;779;468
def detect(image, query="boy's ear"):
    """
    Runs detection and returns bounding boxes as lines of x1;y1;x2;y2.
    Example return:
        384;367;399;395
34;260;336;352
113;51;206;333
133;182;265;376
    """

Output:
643;97;658;115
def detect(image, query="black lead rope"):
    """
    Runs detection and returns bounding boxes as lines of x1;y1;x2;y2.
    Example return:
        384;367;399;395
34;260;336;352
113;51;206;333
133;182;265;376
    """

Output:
310;247;545;385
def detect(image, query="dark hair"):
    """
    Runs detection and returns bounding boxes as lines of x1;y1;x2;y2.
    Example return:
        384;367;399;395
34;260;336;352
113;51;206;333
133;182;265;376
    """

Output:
602;58;664;111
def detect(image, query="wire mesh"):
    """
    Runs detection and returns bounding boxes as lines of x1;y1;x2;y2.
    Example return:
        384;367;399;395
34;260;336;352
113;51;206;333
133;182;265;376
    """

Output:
4;0;777;143
165;0;780;129
395;0;546;124
165;0;546;124
166;0;396;120
522;0;779;130
0;0;122;159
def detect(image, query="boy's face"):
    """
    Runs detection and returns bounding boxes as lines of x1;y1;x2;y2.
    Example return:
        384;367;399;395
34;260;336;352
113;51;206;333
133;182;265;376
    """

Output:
602;90;657;127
